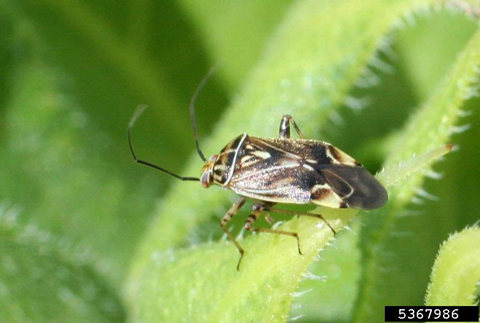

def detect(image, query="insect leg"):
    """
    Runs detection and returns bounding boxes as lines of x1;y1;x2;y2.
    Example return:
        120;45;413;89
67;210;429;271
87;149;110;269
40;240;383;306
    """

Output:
268;208;337;235
220;197;247;271
279;115;305;139
245;202;303;255
264;214;275;225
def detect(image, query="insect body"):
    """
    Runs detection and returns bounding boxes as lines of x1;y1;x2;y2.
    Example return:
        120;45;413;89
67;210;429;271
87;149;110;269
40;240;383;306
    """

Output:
128;71;387;270
201;127;387;210
128;109;388;270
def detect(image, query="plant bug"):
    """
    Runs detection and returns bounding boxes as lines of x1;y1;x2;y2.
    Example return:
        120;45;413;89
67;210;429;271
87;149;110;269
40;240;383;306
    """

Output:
128;75;388;270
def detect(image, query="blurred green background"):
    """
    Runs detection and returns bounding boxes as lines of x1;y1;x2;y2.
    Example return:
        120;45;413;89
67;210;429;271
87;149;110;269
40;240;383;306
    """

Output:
1;1;479;322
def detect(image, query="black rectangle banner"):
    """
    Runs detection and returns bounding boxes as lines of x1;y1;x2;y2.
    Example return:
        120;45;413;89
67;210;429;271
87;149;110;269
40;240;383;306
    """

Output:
385;306;479;322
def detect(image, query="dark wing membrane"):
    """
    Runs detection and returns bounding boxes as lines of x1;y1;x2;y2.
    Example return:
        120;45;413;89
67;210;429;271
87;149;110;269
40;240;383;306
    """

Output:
318;165;388;210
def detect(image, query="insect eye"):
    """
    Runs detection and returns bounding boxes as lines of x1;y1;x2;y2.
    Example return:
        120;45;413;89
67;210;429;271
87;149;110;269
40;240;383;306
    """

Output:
200;170;211;188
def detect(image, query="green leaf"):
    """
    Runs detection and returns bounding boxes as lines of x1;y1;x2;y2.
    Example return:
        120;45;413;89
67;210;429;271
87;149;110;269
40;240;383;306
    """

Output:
130;210;355;322
6;0;229;166
0;208;124;322
426;226;480;305
1;0;227;286
354;15;480;323
177;0;294;90
0;54;161;285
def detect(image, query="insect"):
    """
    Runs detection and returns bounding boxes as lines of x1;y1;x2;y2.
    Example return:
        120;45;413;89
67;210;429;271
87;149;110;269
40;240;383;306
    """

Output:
128;78;388;270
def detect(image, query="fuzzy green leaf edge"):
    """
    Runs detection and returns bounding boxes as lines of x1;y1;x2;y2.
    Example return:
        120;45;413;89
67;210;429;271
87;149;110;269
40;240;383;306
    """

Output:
426;226;480;306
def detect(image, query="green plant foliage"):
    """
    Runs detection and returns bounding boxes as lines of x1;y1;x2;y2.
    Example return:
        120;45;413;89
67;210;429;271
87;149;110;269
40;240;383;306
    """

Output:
426;226;480;306
354;28;480;322
177;0;294;90
1;0;480;322
0;206;124;322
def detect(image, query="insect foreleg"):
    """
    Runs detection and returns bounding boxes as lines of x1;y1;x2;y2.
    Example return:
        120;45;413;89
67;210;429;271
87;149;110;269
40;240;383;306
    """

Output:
245;202;303;256
221;197;247;271
268;208;337;235
279;114;305;139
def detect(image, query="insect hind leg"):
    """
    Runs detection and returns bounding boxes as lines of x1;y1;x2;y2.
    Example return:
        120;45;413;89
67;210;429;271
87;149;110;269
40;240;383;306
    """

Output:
221;197;247;271
279;115;305;139
245;202;303;255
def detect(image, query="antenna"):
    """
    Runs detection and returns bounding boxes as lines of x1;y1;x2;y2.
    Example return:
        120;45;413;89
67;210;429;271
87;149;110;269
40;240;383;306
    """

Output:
189;64;219;162
127;105;200;182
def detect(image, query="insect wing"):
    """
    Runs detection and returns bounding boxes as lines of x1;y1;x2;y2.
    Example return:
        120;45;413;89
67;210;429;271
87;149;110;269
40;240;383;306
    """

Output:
315;165;388;209
226;136;320;203
229;159;323;204
227;136;387;209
